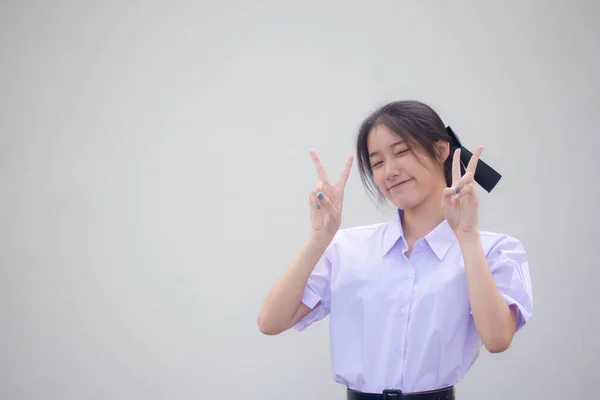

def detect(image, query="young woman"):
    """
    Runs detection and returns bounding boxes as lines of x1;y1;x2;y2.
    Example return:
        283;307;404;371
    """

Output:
257;100;533;400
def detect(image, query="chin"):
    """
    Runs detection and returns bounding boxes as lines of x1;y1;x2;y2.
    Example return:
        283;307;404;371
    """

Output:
388;193;421;210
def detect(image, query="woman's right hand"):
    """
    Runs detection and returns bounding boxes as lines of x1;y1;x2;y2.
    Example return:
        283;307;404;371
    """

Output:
308;149;353;237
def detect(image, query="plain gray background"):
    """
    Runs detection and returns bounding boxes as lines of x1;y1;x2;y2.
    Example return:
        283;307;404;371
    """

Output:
1;1;599;399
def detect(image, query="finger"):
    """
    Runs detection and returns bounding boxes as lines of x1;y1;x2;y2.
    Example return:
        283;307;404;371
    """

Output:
465;145;484;176
446;172;474;204
454;171;474;189
453;183;475;202
337;155;354;187
309;192;321;210
309;149;329;184
316;180;324;193
443;186;457;200
442;187;455;208
316;191;336;214
452;148;461;185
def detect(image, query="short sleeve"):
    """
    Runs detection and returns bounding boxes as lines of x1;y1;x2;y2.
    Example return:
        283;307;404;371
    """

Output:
487;235;533;331
292;247;333;331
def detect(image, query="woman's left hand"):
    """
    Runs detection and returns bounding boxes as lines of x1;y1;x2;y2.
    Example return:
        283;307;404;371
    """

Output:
443;145;485;234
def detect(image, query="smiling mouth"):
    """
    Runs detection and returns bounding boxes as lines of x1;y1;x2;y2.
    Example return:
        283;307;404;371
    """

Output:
388;179;413;191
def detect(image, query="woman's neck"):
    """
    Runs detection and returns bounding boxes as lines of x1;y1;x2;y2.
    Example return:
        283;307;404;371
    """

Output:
401;183;446;243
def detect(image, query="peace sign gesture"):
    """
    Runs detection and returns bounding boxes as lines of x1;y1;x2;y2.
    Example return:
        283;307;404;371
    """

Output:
442;145;485;234
308;149;353;236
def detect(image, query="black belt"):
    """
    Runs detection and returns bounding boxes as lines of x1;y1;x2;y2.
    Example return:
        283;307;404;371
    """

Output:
347;386;454;400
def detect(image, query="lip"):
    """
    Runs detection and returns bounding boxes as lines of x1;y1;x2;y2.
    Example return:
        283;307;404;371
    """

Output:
388;178;413;192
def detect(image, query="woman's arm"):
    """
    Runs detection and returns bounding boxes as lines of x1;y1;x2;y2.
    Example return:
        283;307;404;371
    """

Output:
259;150;352;335
457;230;517;353
257;231;333;335
443;146;522;353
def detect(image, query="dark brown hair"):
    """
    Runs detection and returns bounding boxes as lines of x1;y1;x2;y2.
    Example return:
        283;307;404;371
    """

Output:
356;100;453;206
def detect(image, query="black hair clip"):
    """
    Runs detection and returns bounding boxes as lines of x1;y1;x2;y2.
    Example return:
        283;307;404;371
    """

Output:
446;126;502;192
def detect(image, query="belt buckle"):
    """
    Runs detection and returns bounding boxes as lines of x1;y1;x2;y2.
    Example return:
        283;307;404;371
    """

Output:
382;389;402;399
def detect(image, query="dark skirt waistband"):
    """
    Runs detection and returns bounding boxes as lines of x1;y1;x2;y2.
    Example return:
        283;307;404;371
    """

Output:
347;386;454;400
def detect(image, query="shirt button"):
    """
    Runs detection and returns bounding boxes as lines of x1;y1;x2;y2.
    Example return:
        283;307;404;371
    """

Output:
401;307;407;314
407;271;413;278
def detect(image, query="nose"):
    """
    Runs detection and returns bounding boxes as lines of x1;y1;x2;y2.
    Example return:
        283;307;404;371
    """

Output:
384;160;400;181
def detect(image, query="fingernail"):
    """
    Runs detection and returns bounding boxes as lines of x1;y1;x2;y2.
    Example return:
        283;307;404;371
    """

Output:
316;204;321;209
317;192;324;200
455;187;461;194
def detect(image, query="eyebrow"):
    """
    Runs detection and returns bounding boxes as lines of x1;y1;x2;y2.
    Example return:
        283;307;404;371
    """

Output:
368;141;406;158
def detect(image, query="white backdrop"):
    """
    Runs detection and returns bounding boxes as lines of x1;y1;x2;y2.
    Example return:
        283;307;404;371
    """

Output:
1;1;599;399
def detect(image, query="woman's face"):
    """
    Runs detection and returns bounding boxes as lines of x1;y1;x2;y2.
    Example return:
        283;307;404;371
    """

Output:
367;124;448;210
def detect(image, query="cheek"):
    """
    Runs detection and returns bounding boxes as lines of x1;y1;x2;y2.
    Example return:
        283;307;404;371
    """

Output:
372;169;387;192
412;166;440;192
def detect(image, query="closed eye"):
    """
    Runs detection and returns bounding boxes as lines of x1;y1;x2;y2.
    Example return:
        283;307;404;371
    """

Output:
371;150;408;168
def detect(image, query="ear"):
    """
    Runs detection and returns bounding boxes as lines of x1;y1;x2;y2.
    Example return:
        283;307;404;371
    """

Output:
434;140;451;163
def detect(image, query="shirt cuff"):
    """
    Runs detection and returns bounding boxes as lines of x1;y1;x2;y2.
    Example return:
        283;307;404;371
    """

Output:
292;287;326;331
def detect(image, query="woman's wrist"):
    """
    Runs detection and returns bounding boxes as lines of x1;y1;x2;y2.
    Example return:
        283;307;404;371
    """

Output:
308;230;335;249
455;228;481;249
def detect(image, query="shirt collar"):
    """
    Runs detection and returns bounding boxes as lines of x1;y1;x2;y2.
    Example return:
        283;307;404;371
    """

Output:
423;217;456;260
381;209;404;256
381;209;456;260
